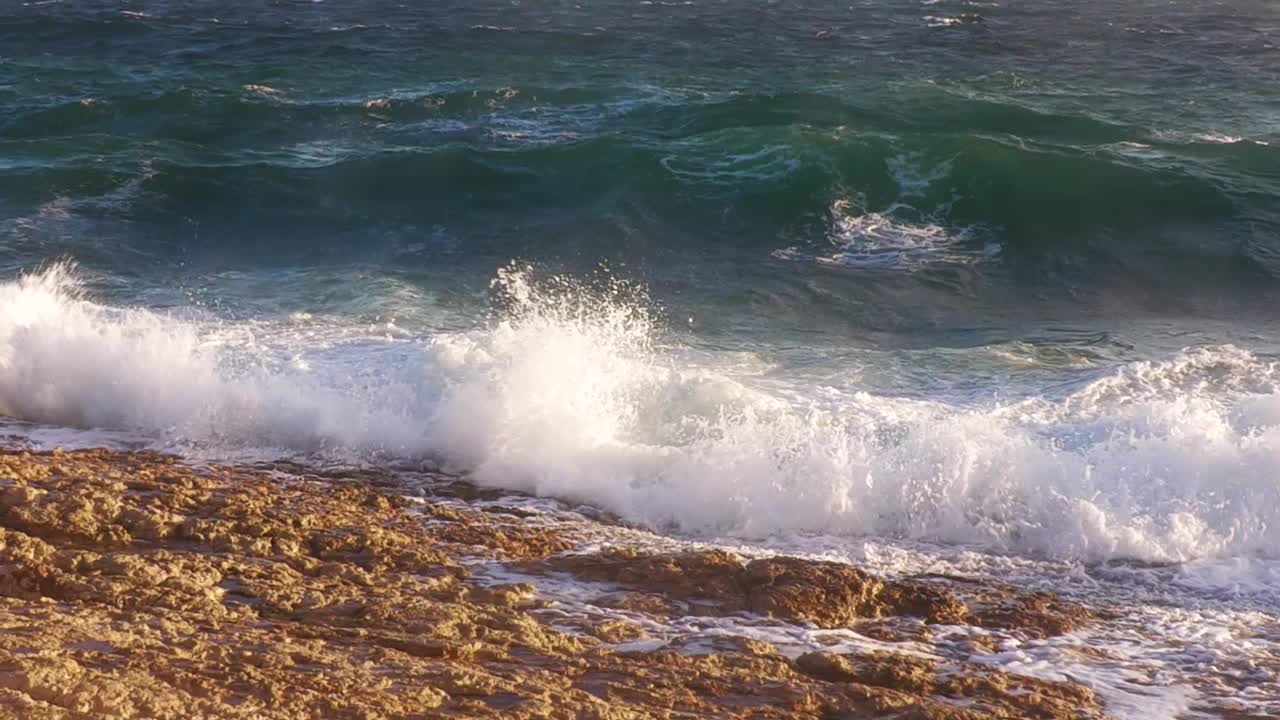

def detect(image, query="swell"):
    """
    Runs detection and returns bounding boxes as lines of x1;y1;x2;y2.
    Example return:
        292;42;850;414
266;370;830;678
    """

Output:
4;83;1279;293
3;125;1272;245
4;130;1268;214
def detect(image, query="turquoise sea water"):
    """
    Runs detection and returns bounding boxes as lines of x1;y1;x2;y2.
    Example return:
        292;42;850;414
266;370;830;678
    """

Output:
6;4;1280;715
2;0;1280;566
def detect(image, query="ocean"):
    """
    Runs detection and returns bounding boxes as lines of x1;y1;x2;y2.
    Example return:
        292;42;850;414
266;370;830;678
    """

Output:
2;1;1279;716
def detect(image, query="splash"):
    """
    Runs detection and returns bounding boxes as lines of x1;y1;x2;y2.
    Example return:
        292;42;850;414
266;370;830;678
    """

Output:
0;263;434;455
1;264;1279;564
774;198;996;270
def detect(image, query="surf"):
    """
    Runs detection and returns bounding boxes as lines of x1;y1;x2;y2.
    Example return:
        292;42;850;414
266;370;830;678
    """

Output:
2;263;1278;567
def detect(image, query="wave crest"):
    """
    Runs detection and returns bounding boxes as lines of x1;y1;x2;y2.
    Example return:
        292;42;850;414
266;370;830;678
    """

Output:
2;265;1279;564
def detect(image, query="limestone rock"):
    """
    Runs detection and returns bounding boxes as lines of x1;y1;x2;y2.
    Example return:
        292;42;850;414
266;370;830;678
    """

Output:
0;448;1106;720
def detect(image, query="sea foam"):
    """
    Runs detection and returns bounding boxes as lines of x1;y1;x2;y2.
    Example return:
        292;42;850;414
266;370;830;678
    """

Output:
2;264;1279;565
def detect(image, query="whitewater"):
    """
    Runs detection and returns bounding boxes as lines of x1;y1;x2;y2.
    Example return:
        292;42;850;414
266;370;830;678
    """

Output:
4;264;1279;570
4;3;1280;713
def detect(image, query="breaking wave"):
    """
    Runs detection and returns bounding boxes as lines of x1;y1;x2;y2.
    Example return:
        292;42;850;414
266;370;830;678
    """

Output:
2;265;1279;565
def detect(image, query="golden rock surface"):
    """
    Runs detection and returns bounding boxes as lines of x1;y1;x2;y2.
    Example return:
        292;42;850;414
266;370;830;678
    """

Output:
0;448;1105;719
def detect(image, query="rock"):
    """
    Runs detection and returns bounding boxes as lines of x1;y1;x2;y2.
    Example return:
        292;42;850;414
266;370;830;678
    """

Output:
587;620;647;644
795;651;861;682
972;591;1091;639
539;549;977;630
591;591;679;617
0;448;1106;720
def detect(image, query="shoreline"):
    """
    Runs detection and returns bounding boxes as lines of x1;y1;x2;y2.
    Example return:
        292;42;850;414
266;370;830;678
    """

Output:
0;447;1105;719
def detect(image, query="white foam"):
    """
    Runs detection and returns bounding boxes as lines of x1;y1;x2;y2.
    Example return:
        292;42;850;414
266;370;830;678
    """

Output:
774;199;996;270
2;264;1279;568
1193;133;1244;144
0;264;436;458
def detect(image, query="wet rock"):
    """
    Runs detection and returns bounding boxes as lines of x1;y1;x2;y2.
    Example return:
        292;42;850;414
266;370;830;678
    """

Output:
0;448;1106;720
586;619;648;644
590;590;680;617
971;591;1092;639
420;504;574;558
539;549;975;629
795;651;862;682
541;548;1085;643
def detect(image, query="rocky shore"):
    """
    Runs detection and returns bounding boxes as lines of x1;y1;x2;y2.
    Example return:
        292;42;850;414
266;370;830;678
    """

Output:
0;447;1107;719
